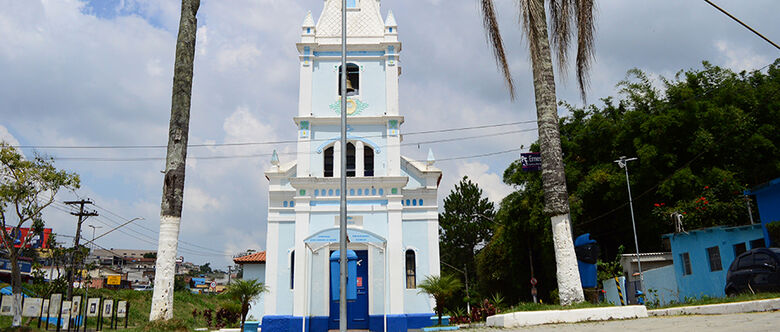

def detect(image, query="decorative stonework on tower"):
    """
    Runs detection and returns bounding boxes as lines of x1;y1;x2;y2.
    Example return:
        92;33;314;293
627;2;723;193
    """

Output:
261;1;441;330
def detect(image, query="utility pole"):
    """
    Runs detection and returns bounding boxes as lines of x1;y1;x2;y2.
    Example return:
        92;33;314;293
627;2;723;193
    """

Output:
64;199;98;300
339;0;348;331
150;0;199;321
615;156;642;293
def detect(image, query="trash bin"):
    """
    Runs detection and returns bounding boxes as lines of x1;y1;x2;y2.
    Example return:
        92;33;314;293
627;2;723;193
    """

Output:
574;233;600;288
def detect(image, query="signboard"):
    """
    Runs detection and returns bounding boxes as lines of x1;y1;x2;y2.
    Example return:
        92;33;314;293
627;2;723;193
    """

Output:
0;258;32;274
1;227;52;249
107;275;122;285
521;152;542;172
0;295;12;316
48;294;62;317
530;277;538;286
333;215;363;227
71;296;81;315
210;281;217;289
102;300;113;318
22;298;42;317
116;301;128;318
305;228;385;244
61;301;72;328
42;300;49;317
86;298;100;317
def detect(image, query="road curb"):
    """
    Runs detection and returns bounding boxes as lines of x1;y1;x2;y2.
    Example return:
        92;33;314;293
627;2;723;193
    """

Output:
648;298;780;316
485;305;648;328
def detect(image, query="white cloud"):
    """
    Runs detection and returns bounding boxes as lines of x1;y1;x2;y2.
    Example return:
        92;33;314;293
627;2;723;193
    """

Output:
438;161;514;208
184;187;222;212
715;40;770;72
0;125;21;147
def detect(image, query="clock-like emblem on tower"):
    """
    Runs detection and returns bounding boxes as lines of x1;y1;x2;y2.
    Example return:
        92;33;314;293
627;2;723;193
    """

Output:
329;98;369;116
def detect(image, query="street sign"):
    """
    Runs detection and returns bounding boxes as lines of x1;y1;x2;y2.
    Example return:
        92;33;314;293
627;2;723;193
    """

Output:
107;275;121;285
521;153;542;171
210;281;217;289
530;277;537;286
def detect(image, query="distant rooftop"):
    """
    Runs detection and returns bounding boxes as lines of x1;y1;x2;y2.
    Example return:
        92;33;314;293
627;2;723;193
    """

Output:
233;251;266;264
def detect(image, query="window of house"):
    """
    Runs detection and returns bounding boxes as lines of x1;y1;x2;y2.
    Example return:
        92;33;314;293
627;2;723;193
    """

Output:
750;238;765;249
346;0;358;9
364;146;374;176
706;246;722;271
346;142;356;177
338;63;360;96
406;250;416;289
733;242;747;257
324;146;334;177
290;250;295;289
681;252;692;275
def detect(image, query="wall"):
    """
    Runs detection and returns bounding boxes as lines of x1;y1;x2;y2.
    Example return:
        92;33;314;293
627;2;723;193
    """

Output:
244;263;267;321
665;225;764;300
642;265;678;307
402;220;435;314
749;178;780;246
310;58;387;117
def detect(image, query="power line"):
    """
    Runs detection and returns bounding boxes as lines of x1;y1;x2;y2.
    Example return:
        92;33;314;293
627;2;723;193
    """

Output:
12;120;537;150
703;0;780;51
49;128;537;162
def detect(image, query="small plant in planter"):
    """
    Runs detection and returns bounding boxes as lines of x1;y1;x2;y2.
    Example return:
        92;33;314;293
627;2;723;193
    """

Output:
417;274;462;326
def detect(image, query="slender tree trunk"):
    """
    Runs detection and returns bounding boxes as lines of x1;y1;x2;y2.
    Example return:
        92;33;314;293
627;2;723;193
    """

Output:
240;302;248;331
149;0;199;321
10;252;22;326
527;0;584;305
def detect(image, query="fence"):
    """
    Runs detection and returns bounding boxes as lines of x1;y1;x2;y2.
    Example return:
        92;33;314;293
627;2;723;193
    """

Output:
1;293;130;331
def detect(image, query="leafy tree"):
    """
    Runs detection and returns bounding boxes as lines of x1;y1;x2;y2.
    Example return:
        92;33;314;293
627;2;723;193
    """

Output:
417;274;462;326
144;252;157;259
476;60;780;306
0;142;79;326
199;262;213;275
223;279;267;331
439;176;495;298
478;0;597;305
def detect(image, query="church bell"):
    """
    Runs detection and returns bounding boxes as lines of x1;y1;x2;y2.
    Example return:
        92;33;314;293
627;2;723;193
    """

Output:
345;78;356;94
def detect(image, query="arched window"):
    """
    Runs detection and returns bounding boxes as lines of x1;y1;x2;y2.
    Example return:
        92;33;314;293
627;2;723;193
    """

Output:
290;250;295;289
405;250;416;289
324;146;334;177
346;142;356;177
364;146;374;177
338;63;360;96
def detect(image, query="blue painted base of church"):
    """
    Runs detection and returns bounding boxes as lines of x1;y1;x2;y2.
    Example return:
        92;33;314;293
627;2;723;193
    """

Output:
262;313;435;332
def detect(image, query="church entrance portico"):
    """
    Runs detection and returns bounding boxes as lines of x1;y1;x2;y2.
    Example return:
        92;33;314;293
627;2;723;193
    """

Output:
329;249;369;330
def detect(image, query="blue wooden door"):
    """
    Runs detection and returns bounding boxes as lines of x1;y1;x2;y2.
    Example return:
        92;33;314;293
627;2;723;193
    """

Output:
329;250;369;329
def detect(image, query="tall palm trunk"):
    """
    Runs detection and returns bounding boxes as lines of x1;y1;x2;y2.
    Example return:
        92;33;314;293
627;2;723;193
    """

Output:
525;0;584;305
149;0;199;321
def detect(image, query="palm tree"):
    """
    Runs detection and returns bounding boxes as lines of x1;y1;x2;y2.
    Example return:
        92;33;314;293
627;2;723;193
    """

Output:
224;279;268;331
417;274;462;326
477;0;595;305
150;0;200;320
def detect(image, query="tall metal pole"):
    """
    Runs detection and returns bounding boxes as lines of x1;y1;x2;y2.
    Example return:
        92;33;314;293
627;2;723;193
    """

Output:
615;156;642;292
339;0;348;331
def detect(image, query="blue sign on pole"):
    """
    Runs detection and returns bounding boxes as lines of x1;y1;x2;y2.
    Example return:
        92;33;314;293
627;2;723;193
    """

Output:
521;152;542;171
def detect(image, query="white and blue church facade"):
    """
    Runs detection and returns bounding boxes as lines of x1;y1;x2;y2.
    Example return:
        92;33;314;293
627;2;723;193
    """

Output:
261;1;442;331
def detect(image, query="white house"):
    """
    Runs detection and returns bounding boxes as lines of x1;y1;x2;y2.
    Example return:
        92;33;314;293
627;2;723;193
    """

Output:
262;1;441;331
233;251;267;321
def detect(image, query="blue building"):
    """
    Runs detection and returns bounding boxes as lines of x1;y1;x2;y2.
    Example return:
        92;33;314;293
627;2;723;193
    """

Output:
745;177;780;247
663;224;765;300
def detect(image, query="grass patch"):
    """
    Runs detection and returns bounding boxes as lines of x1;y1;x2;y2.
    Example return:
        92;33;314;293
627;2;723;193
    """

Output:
506;301;615;313
655;292;780;309
0;289;238;331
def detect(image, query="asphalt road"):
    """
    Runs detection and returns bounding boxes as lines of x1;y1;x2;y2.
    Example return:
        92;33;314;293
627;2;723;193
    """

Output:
463;311;780;331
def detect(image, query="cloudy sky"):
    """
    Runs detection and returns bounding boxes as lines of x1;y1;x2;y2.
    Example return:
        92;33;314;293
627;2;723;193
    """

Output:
1;0;778;269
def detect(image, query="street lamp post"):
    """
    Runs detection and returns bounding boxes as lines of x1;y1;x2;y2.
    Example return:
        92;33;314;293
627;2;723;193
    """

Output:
441;261;470;315
87;225;102;252
615;156;643;293
338;1;348;331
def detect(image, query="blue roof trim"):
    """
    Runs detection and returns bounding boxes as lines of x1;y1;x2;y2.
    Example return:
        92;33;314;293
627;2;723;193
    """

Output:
311;200;388;206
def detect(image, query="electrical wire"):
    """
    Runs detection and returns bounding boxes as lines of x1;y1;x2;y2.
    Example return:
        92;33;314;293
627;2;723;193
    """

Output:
12;120;538;150
49;128;536;162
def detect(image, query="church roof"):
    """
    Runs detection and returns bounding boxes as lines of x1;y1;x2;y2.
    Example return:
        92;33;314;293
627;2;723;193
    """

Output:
384;10;397;27
316;0;386;37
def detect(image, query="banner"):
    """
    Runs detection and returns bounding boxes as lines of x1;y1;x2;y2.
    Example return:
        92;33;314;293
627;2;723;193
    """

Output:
107;275;121;285
21;298;42;317
102;300;113;318
116;301;128;318
48;294;62;317
0;295;12;316
71;296;81;316
60;301;72;329
86;298;100;317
